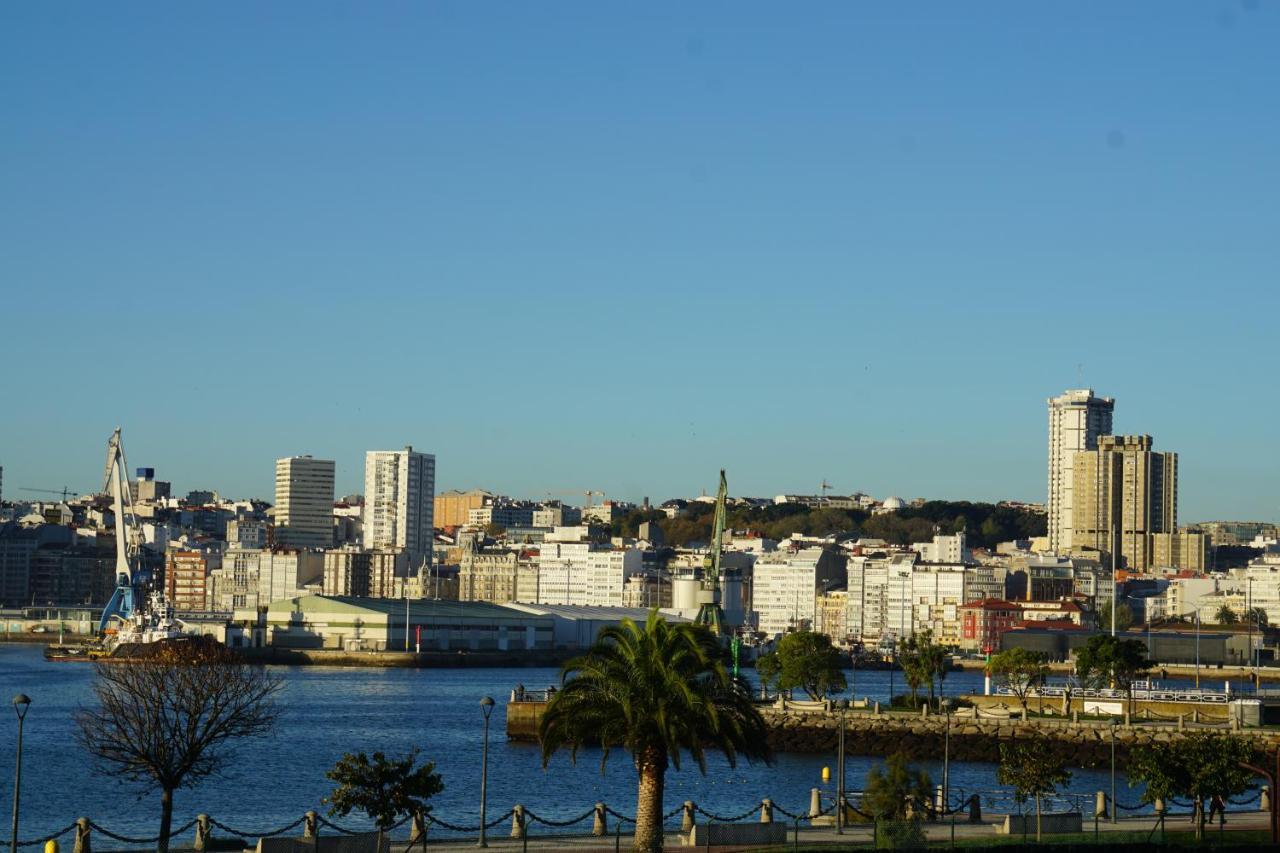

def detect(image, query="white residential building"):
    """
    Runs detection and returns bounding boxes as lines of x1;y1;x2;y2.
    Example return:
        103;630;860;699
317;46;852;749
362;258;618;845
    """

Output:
1240;552;1280;626
913;532;969;564
1047;388;1114;553
911;562;968;643
363;446;436;565
1162;576;1219;619
847;552;916;641
226;519;269;550
532;504;582;527
535;542;643;607
210;548;324;610
751;547;845;638
274;456;335;549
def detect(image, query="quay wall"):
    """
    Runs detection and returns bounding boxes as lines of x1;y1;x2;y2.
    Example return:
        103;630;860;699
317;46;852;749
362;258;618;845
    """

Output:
506;701;1280;766
965;693;1244;723
237;647;577;668
954;659;1280;683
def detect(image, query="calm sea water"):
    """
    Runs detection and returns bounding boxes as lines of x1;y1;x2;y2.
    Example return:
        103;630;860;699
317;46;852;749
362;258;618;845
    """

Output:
0;645;1162;845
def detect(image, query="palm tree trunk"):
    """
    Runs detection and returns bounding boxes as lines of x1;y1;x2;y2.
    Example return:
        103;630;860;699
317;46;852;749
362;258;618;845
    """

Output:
157;787;174;853
1035;793;1042;842
634;747;668;853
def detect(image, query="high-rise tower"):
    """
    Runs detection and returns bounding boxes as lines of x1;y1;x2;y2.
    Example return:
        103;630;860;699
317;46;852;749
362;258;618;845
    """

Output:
363;446;436;567
1071;434;1177;571
274;456;336;549
1047;389;1114;553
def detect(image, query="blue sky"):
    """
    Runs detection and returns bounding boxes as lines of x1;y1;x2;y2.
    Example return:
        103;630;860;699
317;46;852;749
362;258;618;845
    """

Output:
2;2;1277;521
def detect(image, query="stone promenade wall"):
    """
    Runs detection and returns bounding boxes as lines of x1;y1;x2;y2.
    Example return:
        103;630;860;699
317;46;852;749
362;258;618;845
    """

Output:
507;700;1280;769
761;708;1280;767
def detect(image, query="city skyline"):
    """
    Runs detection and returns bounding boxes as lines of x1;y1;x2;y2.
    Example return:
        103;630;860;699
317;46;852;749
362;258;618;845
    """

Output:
3;4;1278;520
0;380;1273;523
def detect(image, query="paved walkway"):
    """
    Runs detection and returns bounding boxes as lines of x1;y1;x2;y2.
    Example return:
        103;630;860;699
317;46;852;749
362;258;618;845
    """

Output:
408;809;1273;850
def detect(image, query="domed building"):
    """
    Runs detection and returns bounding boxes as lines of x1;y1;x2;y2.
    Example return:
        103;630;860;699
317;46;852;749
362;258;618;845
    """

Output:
876;496;905;515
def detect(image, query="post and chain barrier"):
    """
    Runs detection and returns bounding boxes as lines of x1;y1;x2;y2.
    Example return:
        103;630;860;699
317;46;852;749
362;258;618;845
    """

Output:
21;785;1270;849
13;823;78;849
423;809;514;834
691;803;761;823
210;816;309;838
521;808;597;828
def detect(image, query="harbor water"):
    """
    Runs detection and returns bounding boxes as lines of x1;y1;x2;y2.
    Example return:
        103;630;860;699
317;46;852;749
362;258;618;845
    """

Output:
0;644;1173;845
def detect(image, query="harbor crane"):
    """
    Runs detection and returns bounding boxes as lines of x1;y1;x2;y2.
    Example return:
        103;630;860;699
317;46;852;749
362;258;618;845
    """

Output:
97;428;147;635
695;470;728;637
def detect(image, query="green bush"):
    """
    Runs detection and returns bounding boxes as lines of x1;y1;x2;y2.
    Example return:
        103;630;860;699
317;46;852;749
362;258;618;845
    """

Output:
876;819;927;850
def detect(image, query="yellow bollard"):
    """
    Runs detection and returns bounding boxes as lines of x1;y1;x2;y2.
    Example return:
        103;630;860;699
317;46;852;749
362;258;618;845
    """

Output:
46;841;60;853
822;766;831;783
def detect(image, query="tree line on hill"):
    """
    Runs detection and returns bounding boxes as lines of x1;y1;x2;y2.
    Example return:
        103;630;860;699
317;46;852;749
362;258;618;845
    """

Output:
611;499;1047;550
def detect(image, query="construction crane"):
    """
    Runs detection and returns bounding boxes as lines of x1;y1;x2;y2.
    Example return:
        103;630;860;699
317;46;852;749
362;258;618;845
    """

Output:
543;489;606;507
20;486;80;500
820;479;833;496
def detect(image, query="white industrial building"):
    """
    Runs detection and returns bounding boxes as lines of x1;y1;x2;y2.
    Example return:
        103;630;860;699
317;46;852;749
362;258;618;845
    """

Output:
502;603;690;649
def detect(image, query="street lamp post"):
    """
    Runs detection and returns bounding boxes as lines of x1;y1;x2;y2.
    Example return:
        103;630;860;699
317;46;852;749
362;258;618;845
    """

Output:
835;699;849;835
10;694;32;853
941;698;953;815
478;696;495;848
1109;717;1119;825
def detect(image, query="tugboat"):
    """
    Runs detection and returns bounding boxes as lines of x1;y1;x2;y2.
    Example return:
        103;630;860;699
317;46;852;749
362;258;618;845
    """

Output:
105;589;188;657
45;429;203;662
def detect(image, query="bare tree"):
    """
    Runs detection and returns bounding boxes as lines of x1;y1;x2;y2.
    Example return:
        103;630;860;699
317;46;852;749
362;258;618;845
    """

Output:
75;640;282;853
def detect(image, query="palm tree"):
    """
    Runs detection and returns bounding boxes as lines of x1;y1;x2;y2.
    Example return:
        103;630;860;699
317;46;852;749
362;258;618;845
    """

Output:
539;610;773;852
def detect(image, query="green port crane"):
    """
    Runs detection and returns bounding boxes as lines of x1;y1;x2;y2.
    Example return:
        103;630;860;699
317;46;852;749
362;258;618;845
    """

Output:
695;469;728;637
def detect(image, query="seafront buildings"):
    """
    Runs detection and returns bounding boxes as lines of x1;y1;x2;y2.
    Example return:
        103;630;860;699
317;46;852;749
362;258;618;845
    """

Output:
0;389;1275;667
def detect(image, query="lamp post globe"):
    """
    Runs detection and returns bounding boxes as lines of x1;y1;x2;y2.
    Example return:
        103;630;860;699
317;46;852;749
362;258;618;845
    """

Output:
477;697;496;848
1109;717;1120;825
834;699;849;834
11;694;33;853
940;697;953;813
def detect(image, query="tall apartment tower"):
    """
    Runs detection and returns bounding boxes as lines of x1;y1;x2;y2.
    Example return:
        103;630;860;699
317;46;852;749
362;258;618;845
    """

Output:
1070;434;1177;571
274;456;336;549
1047;389;1115;553
363;446;436;566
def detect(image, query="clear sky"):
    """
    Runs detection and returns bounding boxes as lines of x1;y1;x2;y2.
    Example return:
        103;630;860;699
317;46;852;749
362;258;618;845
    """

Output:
2;2;1277;521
